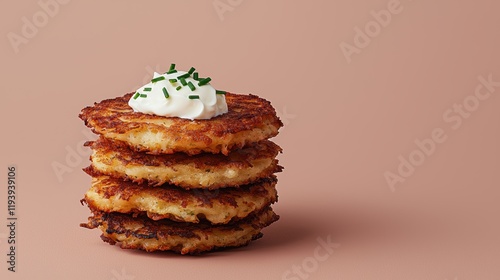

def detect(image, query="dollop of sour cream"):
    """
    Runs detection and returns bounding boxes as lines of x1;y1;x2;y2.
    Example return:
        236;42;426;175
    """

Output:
128;69;228;120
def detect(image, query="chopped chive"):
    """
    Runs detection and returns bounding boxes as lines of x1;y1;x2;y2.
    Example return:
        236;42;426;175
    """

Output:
198;77;212;86
162;87;169;98
167;69;178;74
169;63;176;71
187;81;196;91
193;72;199;80
176;86;182;91
144;87;152;91
140;94;148;98
188;67;196;74
133;92;140;99
179;77;187;86
169;79;177;83
177;73;190;80
151;76;165;83
216;90;226;95
188;95;200;99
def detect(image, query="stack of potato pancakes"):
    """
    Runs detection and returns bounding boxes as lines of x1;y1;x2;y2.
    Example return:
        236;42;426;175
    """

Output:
79;92;283;254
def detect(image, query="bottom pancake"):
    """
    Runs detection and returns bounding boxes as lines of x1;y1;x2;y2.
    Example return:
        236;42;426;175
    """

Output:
80;207;279;255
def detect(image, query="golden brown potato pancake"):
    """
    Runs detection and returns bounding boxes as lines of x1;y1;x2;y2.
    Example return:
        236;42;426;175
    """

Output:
79;93;283;155
83;175;278;224
80;207;279;255
85;137;282;189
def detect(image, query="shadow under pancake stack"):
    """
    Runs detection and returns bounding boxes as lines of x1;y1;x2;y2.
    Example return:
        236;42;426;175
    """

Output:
78;92;283;254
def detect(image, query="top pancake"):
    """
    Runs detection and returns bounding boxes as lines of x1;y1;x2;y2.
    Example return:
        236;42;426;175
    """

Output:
79;93;283;155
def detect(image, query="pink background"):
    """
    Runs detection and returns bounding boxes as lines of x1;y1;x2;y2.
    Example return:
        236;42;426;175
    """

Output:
1;0;500;279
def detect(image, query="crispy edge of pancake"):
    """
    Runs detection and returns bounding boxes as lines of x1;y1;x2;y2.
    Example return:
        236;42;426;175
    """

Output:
85;137;283;188
79;93;283;155
82;175;278;224
80;207;279;255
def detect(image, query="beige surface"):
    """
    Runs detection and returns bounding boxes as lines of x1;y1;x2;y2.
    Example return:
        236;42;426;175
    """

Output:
1;0;500;279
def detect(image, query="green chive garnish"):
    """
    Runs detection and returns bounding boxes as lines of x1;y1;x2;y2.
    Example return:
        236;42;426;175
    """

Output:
162;87;169;98
151;76;165;83
198;77;212;86
177;73;190;80
176;86;182;91
133;92;140;99
144;87;152;91
216;90;226;95
169;79;177;83
140;94;147;98
167;69;177;74
179;77;187;86
188;81;196;91
188;95;200;99
188;67;196;74
169;63;176;71
193;72;199;80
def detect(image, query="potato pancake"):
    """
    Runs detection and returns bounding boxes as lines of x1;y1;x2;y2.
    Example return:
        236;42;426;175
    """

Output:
85;137;282;188
80;207;279;255
83;175;278;224
79;93;283;155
